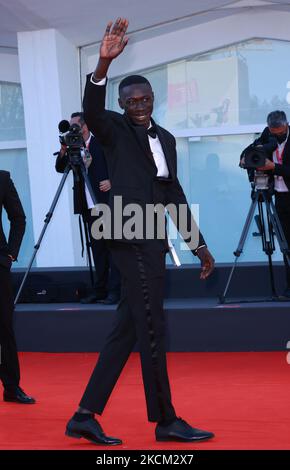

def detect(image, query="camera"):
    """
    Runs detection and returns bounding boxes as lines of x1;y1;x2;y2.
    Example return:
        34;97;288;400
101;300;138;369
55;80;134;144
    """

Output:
58;120;84;148
240;136;278;169
58;120;85;165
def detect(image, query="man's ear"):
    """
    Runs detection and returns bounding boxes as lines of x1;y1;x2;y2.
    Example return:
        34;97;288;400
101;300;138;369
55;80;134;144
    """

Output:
152;91;155;103
118;97;124;110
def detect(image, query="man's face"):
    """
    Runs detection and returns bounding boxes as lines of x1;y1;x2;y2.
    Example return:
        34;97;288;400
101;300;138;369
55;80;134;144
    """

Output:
118;83;154;128
269;124;288;143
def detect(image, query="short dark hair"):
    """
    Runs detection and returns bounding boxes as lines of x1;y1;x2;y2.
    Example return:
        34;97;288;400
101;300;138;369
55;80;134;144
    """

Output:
71;112;85;126
267;110;288;128
119;75;152;96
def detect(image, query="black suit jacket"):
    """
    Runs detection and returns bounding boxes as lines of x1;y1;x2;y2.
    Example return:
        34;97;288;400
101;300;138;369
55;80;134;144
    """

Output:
0;171;26;268
254;127;290;190
55;135;110;214
83;75;205;252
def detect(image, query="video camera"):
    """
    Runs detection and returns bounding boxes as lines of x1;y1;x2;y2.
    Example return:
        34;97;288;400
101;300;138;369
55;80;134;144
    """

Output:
58;120;85;165
240;136;278;170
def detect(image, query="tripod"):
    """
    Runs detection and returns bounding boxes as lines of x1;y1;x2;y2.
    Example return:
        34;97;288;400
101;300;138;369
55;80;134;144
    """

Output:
14;154;98;305
220;174;290;304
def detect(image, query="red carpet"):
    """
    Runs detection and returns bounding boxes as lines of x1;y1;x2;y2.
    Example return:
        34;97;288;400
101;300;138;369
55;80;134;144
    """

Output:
0;352;290;450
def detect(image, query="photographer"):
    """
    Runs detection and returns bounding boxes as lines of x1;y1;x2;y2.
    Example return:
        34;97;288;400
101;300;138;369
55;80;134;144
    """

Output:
55;112;120;304
241;110;290;297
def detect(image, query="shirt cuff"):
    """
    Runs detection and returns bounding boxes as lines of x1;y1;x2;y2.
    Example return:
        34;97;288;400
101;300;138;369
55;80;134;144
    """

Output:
90;74;107;86
193;244;207;256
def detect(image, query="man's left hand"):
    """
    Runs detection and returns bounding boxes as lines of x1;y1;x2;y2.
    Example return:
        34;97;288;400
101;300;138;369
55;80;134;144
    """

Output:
99;179;111;192
196;247;215;280
257;159;275;171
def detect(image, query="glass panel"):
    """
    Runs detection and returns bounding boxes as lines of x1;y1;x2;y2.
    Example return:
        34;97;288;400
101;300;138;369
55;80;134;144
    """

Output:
0;149;34;268
107;38;290;130
197;39;290;126
0;81;26;141
173;134;283;263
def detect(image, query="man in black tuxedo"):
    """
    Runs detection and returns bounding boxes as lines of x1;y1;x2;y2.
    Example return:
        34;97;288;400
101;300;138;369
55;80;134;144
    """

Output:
246;110;290;297
55;112;120;304
66;18;215;445
0;171;35;404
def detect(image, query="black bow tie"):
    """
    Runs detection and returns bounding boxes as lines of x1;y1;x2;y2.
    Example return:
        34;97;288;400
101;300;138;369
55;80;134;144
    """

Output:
147;126;157;139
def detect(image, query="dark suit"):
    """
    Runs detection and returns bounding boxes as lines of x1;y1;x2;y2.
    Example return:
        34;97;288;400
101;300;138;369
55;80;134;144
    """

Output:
0;171;26;388
78;76;206;423
55;136;120;297
255;127;290;287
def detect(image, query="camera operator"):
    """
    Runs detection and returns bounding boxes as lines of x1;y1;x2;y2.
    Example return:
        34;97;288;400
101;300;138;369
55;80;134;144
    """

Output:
55;112;120;304
241;110;290;297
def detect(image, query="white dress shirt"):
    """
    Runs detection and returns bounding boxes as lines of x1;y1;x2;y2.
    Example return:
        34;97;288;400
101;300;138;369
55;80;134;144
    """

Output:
273;131;289;192
83;133;95;209
147;127;169;178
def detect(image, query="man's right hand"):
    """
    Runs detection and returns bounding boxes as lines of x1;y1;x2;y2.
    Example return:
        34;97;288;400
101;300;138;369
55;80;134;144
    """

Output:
100;18;129;60
93;18;129;81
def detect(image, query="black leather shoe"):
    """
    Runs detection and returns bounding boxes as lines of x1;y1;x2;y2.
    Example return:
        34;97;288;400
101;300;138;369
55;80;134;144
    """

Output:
3;386;36;404
100;294;120;305
80;293;107;304
65;416;122;445
155;418;214;442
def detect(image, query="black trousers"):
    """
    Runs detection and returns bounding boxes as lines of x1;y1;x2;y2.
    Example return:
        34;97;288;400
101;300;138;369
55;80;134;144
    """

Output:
0;266;20;388
86;212;121;297
275;192;290;287
79;239;176;423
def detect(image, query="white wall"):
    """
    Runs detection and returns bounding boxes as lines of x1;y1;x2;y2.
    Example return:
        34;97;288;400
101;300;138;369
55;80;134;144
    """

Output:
17;29;84;267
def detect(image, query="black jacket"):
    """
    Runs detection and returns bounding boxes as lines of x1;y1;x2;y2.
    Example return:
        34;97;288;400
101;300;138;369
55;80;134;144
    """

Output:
0;171;26;268
55;135;110;214
83;75;205;252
